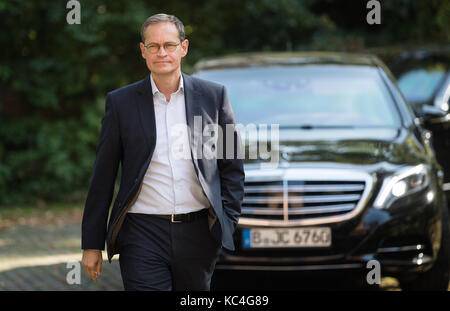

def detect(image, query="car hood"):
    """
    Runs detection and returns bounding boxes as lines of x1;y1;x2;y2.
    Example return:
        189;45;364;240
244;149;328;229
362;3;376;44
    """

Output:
243;127;428;170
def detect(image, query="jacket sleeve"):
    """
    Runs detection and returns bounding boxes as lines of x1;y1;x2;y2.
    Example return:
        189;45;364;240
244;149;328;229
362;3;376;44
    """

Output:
217;85;245;232
81;93;122;250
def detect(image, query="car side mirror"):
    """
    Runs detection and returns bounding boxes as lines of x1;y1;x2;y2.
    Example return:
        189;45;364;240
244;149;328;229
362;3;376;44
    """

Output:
418;104;447;121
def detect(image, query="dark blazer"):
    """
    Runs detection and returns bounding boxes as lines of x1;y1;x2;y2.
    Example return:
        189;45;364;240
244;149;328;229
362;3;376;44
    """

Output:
81;73;245;262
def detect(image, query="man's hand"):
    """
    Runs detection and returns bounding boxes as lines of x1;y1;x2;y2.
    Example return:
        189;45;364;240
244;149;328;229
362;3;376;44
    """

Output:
82;249;103;282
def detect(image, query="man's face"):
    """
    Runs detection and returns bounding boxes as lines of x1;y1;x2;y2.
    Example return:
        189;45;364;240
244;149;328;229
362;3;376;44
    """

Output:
140;22;188;76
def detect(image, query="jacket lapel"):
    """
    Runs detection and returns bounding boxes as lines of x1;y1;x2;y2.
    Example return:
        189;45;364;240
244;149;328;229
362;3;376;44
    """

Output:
135;75;156;151
182;72;203;175
182;73;220;224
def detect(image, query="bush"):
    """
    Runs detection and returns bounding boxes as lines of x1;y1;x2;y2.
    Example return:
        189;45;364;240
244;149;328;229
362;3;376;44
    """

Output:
0;0;448;205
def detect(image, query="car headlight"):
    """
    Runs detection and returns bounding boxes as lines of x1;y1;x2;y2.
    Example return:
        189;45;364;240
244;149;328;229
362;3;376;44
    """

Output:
374;164;430;209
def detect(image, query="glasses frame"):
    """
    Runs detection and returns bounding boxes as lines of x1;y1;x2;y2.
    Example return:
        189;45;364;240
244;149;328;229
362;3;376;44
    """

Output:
143;41;182;54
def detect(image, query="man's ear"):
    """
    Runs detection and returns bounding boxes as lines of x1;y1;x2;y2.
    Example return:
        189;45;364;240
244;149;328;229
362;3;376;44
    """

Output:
181;39;189;58
139;42;146;59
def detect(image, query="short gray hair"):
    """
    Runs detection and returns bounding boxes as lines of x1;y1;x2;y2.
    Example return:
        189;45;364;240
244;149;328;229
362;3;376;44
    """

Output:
140;13;185;43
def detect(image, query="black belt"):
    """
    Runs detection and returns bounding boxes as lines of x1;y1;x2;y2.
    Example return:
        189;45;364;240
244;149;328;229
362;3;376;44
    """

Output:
151;208;208;223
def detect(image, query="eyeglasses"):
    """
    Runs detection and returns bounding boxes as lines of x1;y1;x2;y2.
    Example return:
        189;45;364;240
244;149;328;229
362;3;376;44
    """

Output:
143;42;181;53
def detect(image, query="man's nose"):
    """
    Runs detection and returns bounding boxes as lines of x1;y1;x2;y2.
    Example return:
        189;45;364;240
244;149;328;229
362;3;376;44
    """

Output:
157;45;168;56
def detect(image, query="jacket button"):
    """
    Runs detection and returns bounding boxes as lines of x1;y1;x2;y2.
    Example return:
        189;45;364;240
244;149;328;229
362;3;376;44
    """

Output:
135;178;138;183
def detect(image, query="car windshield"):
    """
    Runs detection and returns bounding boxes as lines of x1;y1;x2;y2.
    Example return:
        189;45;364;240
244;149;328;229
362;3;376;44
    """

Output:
397;67;447;102
196;65;400;127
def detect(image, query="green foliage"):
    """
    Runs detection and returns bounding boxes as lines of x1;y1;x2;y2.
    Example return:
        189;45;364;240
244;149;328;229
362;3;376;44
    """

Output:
0;0;448;205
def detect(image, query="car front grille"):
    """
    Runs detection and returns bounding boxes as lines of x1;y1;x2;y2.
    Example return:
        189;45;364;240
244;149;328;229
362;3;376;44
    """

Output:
239;168;374;226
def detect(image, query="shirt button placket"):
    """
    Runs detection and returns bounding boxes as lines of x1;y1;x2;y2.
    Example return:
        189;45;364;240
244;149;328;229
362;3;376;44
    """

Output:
165;96;177;214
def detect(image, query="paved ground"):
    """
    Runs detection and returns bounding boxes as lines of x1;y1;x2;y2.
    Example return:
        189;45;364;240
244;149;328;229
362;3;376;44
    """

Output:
0;205;122;290
0;205;445;291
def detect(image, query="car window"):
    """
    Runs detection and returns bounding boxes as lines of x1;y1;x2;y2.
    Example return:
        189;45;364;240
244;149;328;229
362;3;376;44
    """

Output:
397;68;446;102
196;65;400;127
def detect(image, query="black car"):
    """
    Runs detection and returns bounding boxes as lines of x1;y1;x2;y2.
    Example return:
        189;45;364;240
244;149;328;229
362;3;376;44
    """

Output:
194;52;450;290
371;46;450;204
386;48;450;203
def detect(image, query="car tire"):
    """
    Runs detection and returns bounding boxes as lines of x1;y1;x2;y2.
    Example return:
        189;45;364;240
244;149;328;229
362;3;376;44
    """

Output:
399;203;450;291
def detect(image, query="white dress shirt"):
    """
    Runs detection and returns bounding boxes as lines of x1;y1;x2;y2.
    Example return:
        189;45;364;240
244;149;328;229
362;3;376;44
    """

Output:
128;74;211;215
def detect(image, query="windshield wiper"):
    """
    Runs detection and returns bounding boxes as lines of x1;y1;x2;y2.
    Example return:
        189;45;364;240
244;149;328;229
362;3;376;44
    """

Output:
278;125;357;129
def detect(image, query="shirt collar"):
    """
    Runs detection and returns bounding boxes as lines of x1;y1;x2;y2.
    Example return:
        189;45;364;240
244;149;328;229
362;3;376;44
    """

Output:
150;73;184;96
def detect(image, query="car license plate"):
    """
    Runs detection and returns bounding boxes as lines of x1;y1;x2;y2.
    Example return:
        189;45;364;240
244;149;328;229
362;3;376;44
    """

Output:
242;227;332;248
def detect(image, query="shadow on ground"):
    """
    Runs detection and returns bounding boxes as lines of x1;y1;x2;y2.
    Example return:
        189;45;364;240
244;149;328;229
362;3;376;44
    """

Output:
0;260;123;291
1;261;400;291
211;270;399;291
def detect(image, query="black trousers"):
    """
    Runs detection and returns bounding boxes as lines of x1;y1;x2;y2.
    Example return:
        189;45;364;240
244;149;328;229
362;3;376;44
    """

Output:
116;212;221;291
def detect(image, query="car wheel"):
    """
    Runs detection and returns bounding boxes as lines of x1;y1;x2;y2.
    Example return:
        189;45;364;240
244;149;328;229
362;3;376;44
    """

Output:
399;203;450;291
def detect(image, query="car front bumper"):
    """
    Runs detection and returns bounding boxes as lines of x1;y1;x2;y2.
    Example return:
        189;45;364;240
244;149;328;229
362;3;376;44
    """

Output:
216;190;444;278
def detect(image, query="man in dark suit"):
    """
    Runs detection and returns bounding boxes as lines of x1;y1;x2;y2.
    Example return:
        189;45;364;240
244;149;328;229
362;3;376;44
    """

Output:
81;13;245;291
